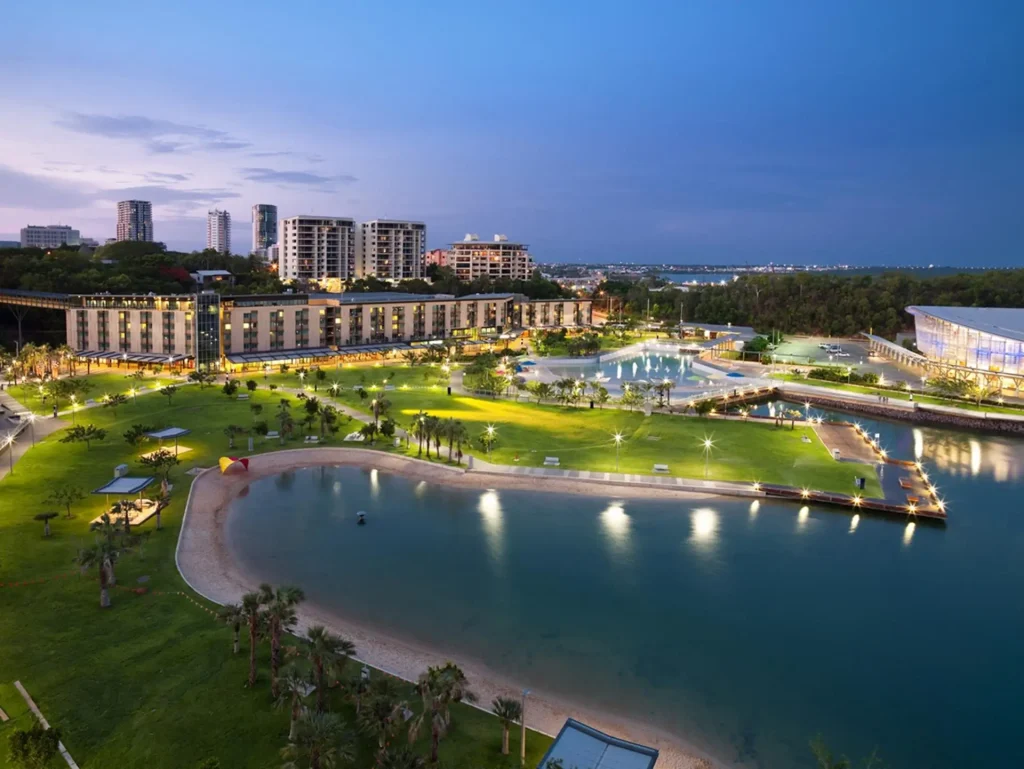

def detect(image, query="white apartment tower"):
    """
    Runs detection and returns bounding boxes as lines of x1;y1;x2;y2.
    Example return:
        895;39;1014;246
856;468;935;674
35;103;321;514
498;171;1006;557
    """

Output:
116;200;153;242
251;203;278;257
279;216;357;286
358;220;427;280
207;209;232;254
20;224;80;248
447;234;534;282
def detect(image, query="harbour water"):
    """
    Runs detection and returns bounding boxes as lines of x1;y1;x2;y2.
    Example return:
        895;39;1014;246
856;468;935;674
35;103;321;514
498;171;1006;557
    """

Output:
225;412;1024;769
539;352;707;387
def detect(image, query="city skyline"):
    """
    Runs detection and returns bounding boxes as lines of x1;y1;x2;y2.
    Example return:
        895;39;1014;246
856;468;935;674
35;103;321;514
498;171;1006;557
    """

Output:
1;1;1022;265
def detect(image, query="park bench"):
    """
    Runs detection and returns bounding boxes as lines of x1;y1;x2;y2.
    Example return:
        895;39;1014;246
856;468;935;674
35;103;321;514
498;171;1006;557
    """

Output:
304;435;320;444
543;456;560;467
237;393;249;400
653;464;670;474
265;430;279;439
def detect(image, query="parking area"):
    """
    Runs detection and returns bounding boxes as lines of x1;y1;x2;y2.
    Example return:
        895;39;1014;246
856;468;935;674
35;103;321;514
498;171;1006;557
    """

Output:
768;336;919;381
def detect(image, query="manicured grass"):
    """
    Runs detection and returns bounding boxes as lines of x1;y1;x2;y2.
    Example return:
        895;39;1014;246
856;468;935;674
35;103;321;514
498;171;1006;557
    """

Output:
7;370;178;415
0;384;552;769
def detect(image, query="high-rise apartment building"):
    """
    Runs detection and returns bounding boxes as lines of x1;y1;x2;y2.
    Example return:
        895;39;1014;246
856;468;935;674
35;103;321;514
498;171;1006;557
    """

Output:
279;216;357;287
116;200;153;242
207;209;232;254
358;220;426;280
447;234;533;282
425;249;448;268
20;224;80;248
251;203;278;257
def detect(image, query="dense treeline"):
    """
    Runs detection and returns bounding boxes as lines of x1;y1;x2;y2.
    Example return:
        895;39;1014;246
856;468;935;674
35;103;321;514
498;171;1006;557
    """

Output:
598;270;1024;337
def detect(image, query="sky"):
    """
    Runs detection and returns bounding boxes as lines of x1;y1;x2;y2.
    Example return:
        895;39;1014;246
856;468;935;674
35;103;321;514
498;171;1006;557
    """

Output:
2;0;1022;265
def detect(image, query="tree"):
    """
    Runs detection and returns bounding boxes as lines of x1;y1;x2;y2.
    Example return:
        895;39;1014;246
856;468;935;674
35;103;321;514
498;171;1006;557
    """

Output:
6;723;62;769
276;663;313;743
139;449;179;482
358;680;407;765
251;403;264;422
241;591;265;688
379;418;397;442
305;624;356;713
222;379;240;397
359;421;379;445
423;416;442;459
277;399;294;443
966;379;1000;406
246;379;258;392
123;423;153;446
412;411;429;457
618;387;643;412
377;747;427;769
188;370;216;389
217;602;244;655
694;399;715;418
77;537;119;607
281;711;354;769
410;662;477;764
223;424;248;449
491;696;522;755
449;420;468;464
260;583;306;699
160;385;178;405
103;392;129;416
33;511;59;538
594;385;610;409
60;424;107;450
530;381;554;404
320;405;340;438
47;486;84;520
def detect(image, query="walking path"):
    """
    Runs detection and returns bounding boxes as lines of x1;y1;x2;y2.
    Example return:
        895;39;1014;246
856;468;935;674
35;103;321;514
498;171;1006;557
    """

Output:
0;390;67;481
13;680;79;769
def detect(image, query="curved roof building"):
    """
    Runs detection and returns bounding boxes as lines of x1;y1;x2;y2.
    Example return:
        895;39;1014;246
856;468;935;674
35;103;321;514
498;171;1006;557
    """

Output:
907;305;1024;377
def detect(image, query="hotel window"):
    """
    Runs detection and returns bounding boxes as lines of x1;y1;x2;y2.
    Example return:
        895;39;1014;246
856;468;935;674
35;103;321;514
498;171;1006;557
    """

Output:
295;309;310;348
118;311;131;352
184;312;194;356
162;311;175;354
348;307;363;346
319;309;326;347
485;302;497;327
140;311;153;353
76;310;89;350
223;319;232;354
432;305;446;338
467;302;477;328
243;312;259;352
413;304;426;339
554;303;564;326
541;304;550;326
370;306;386;343
391;306;405;340
270;310;285;350
450;303;460;330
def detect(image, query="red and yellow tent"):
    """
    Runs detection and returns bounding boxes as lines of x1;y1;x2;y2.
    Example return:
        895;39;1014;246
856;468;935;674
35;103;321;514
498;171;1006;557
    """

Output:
219;456;250;474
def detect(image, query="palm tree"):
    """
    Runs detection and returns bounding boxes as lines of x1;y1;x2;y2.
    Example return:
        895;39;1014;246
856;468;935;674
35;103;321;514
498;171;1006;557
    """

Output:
276;662;313;742
378;747;427;769
260;583;306;699
450;421;468;465
534;382;554;404
77;540;119;608
409;662;477;764
241;591;265;687
34;511;59;538
443;418;457;461
360;421;379;444
224;424;247;449
306;625;356;712
491;696;522;755
412;411;429;457
281;711;355;769
277;399;294;444
423;416;441;459
217;603;244;655
358;681;407;765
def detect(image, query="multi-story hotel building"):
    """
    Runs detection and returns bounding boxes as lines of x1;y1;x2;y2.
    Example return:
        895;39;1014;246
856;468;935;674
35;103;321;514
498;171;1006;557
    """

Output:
206;209;231;254
20;225;80;248
116;200;153;242
448;234;533;282
358;220;426;280
252;203;278;258
21;290;591;372
278;216;357;288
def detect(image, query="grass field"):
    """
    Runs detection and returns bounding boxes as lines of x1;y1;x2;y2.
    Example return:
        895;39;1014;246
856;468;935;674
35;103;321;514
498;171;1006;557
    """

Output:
1;369;879;767
7;370;179;416
0;383;552;769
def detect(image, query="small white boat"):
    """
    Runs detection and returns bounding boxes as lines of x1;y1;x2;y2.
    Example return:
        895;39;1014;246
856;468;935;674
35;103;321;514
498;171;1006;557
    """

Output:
356;511;367;526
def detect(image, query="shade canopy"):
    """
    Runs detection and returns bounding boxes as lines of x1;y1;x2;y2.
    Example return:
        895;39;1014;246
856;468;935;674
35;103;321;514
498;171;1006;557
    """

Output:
92;477;155;495
536;719;658;769
145;427;191;440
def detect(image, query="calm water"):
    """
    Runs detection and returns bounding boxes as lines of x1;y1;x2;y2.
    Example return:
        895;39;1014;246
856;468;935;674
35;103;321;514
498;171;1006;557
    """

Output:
225;413;1024;769
541;352;707;387
659;272;737;285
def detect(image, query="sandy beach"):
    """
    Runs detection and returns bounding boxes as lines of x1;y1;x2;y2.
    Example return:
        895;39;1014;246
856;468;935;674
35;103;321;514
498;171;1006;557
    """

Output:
176;448;726;769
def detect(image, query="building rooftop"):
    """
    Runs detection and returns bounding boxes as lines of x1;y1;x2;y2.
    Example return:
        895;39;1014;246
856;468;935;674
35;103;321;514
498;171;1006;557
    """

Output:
907;306;1024;343
191;270;233;277
310;292;456;304
536;719;658;769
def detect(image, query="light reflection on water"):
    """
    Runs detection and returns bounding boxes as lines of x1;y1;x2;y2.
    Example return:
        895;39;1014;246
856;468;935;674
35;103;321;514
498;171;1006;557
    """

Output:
599;501;632;562
478;489;504;565
689;507;719;548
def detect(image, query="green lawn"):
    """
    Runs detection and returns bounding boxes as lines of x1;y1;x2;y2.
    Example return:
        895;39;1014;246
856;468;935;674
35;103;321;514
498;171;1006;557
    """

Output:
7;370;179;416
0;383;551;769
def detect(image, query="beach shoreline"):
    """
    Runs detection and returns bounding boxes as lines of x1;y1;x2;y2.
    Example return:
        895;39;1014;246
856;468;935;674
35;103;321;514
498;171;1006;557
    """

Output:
176;448;728;769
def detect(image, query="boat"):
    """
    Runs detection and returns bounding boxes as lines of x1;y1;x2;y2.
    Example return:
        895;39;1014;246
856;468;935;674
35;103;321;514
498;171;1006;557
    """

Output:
357;511;366;526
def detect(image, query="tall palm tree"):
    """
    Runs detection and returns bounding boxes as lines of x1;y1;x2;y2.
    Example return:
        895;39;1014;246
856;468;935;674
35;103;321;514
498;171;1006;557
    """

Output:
281;711;355;769
423;416;441;459
412;411;429;457
306;625;356;712
77;540;119;608
241;591;265;687
443;418;457;461
491;696;522;755
378;747;427;769
218;603;244;655
450;421;468;465
358;682;407;766
409;663;477;764
260;584;306;699
276;662;313;742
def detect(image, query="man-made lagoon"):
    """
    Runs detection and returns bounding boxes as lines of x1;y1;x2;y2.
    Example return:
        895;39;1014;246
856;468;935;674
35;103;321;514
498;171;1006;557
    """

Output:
225;411;1024;769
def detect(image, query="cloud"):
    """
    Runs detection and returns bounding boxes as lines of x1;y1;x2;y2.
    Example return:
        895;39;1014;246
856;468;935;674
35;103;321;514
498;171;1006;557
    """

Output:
0;166;93;209
249;151;326;163
55;112;250;155
94;185;241;206
240;167;357;188
143;172;192;182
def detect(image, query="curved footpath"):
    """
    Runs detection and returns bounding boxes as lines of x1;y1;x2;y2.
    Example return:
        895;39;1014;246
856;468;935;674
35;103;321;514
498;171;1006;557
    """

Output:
176;448;722;769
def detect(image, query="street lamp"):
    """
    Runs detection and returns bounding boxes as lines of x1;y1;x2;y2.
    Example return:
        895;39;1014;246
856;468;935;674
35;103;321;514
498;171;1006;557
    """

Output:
70;395;78;424
3;432;14;474
520;688;531;766
613;432;623;471
701;435;715;478
485;424;496;456
27;413;36;446
129;386;137;404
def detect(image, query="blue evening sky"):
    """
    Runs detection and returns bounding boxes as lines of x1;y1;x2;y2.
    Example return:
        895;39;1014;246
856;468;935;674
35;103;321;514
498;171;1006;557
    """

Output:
2;0;1022;265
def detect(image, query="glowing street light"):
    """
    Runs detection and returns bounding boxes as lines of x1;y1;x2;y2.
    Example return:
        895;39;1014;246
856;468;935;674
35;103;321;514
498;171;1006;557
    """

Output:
485;424;496;456
129;386;137;404
613;432;624;471
3;432;14;474
70;395;78;424
701;435;715;478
